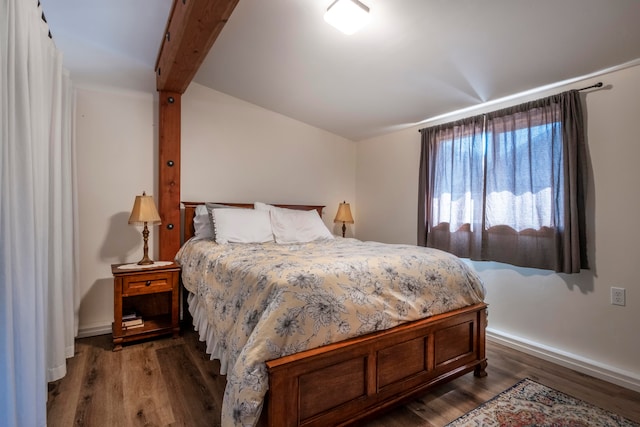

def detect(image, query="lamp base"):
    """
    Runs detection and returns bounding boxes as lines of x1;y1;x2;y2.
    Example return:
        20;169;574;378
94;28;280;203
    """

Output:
137;256;154;266
137;223;154;265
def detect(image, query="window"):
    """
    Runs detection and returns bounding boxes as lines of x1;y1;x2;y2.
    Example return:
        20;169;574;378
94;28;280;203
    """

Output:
418;91;588;273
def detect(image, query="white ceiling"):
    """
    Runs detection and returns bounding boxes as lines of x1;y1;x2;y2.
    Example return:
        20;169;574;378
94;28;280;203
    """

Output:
42;0;640;141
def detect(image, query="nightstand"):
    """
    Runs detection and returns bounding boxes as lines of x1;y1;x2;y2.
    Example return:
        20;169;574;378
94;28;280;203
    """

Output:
111;262;181;351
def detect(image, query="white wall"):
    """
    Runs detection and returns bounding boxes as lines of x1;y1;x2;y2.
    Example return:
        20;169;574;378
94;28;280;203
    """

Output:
355;64;640;390
75;86;158;336
181;82;356;232
75;83;356;336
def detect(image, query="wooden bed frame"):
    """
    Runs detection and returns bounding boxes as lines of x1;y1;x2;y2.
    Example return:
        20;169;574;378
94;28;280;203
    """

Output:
181;201;487;427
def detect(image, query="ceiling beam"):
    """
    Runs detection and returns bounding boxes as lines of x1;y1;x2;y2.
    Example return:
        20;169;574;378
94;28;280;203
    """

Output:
155;0;240;93
155;0;240;259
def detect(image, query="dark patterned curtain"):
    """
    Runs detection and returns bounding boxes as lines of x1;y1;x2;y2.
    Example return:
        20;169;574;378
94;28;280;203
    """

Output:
418;90;588;273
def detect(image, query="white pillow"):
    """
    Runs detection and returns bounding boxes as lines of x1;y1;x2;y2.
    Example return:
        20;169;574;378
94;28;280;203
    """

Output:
205;203;239;240
212;208;274;244
254;201;275;212
193;204;214;239
269;207;334;244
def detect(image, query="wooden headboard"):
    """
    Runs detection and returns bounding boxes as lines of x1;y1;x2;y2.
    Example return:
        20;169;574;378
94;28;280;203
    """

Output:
182;202;325;243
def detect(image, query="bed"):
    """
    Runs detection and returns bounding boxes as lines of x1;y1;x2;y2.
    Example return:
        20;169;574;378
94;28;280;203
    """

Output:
178;201;488;427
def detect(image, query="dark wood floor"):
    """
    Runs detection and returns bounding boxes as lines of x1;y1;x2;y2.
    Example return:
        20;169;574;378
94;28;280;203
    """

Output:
47;326;640;427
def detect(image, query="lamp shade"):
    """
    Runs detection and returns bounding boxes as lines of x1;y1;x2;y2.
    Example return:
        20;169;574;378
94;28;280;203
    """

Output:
128;192;161;225
334;202;354;224
324;0;370;35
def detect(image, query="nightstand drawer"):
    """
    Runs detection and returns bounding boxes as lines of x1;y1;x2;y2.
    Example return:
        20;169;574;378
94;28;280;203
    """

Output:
122;272;173;295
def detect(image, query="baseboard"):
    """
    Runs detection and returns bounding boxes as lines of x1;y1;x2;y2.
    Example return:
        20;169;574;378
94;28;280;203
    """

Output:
77;323;112;339
487;328;640;393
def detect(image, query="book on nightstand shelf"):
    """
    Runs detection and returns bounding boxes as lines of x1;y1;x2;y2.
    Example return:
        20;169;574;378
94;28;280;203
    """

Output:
122;316;143;329
123;323;144;330
122;310;139;321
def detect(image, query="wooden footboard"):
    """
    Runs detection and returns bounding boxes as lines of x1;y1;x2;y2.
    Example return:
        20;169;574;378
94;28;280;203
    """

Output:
266;303;487;427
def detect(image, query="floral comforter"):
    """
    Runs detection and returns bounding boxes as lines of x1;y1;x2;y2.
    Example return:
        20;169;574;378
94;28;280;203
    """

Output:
176;238;485;427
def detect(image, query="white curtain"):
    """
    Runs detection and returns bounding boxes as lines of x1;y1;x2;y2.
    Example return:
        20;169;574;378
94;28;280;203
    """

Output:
1;1;78;426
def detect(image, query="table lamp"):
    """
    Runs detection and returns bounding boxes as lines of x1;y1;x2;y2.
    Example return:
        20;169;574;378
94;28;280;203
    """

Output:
334;201;354;238
128;191;162;265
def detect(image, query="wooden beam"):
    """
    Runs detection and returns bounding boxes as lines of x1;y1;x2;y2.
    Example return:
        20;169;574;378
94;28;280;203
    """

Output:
155;0;240;259
155;0;240;93
158;91;181;260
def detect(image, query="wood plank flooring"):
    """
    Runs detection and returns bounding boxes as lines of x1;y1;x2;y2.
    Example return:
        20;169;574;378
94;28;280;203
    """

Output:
47;326;640;426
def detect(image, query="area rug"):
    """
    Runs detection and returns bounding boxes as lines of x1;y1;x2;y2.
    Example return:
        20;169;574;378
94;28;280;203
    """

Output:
446;378;639;427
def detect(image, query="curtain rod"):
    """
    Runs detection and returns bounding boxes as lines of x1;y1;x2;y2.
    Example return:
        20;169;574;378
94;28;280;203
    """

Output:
578;82;603;91
418;81;606;132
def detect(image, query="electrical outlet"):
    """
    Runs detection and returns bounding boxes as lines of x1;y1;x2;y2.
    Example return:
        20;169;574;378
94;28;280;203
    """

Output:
611;287;626;306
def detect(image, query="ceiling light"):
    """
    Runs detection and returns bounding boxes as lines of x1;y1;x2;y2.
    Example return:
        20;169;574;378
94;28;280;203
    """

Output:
324;0;370;35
